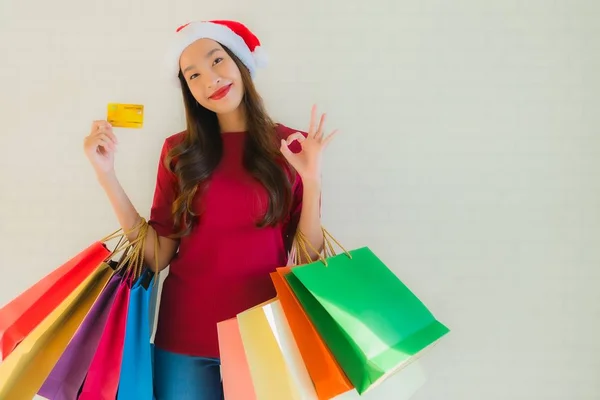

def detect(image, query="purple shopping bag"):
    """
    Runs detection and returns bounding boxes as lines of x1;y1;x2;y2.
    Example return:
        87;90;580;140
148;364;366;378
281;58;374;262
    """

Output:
37;273;121;400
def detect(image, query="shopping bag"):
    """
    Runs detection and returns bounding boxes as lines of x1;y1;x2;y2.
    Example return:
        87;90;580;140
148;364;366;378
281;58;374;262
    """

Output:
38;270;122;400
79;219;154;400
0;262;114;400
78;275;131;399
117;269;155;400
148;268;165;344
0;239;113;361
286;229;450;395
271;267;353;400
385;359;427;400
237;298;318;400
217;318;257;400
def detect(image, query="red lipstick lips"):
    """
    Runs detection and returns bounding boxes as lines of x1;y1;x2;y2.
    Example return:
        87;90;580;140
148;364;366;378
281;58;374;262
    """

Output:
209;84;232;100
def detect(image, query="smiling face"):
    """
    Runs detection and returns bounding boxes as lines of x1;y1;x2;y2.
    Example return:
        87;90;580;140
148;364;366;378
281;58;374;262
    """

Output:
179;38;245;115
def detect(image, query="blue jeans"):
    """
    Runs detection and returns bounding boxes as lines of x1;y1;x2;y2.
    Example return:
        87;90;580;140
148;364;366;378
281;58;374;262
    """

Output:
153;346;224;400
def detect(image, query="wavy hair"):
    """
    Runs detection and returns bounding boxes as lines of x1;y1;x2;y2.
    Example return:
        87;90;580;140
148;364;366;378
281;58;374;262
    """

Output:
165;45;293;238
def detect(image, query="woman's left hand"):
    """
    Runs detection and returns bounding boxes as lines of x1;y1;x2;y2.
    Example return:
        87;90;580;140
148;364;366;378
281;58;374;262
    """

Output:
280;104;339;184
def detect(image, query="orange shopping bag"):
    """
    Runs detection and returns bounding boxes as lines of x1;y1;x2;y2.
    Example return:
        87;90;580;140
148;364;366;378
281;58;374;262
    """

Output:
270;267;353;400
217;318;257;400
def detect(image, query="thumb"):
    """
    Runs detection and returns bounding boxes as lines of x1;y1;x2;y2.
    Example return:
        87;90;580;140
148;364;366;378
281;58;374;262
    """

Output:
280;139;293;157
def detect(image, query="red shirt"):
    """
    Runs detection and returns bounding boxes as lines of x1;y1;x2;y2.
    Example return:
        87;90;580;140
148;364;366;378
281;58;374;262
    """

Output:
149;124;304;358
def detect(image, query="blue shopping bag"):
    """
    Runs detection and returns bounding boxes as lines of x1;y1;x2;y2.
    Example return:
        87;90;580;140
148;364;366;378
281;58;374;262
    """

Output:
117;269;156;399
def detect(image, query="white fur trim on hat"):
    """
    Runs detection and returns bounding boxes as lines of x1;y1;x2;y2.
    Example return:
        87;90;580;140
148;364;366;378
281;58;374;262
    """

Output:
252;45;268;69
165;21;259;87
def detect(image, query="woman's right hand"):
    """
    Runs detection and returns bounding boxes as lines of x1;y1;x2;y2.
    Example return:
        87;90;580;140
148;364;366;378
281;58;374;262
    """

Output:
84;120;118;176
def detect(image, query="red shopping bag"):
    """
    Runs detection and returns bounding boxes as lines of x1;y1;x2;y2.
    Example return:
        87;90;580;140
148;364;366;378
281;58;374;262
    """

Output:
78;275;131;399
0;241;112;360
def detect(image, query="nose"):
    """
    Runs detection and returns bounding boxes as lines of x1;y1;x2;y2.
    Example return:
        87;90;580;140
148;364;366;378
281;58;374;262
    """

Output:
206;73;221;90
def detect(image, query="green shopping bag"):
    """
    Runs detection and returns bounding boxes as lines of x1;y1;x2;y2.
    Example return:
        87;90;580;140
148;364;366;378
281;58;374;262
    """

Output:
285;229;450;395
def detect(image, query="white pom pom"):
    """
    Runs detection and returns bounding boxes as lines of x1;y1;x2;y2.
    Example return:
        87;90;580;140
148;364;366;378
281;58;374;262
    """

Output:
252;45;268;68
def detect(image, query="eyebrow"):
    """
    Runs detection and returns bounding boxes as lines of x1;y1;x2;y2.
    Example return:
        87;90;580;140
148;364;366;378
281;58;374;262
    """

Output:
182;48;223;74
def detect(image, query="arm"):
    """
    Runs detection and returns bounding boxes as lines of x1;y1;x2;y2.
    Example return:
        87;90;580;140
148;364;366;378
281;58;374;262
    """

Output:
279;106;339;263
98;172;178;272
296;178;324;263
279;106;339;264
84;120;178;273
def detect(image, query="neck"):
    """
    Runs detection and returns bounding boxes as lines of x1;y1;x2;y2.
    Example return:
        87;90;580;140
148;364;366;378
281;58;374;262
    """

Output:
217;105;247;133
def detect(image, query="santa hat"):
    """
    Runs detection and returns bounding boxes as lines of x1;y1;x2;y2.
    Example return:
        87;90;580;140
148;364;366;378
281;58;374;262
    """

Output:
165;20;267;86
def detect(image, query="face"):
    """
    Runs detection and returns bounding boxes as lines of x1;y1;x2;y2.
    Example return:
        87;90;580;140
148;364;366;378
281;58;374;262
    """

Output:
179;39;245;115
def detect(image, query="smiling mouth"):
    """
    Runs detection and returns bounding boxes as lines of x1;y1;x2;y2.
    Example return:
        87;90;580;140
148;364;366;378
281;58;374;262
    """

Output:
209;84;233;100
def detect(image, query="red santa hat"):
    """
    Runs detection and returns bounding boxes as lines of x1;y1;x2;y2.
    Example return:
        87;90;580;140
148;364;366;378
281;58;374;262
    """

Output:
165;19;268;86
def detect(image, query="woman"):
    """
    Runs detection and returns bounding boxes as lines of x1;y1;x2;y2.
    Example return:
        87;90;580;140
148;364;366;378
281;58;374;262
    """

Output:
83;20;338;399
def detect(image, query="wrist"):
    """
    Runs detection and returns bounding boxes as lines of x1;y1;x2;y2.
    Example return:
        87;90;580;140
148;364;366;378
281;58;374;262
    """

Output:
301;177;321;194
96;170;118;187
300;174;321;188
302;179;321;197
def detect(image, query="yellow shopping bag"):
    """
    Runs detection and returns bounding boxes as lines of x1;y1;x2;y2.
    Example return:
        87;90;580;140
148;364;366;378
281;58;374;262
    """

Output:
237;298;318;400
0;262;113;399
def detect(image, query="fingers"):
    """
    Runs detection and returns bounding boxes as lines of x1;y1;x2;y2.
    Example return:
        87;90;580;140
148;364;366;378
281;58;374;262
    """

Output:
93;121;118;141
309;104;317;137
97;134;117;152
86;120;118;152
308;104;329;141
102;127;118;145
322;129;340;148
280;132;305;156
91;120;107;134
280;139;293;156
286;132;306;145
315;113;326;140
304;104;340;148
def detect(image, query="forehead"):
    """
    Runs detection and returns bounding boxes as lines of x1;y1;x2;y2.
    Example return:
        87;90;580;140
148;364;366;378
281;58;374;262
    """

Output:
179;38;224;69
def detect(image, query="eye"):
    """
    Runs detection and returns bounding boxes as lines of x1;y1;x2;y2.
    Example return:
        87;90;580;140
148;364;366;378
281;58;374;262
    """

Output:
213;57;224;66
189;73;199;80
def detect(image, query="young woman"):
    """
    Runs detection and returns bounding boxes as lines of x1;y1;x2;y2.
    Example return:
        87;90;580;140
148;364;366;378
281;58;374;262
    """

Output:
83;20;338;399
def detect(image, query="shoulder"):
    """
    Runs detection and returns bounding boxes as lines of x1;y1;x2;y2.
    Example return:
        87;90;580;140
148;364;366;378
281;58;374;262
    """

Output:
159;130;187;160
274;123;308;141
156;131;186;173
162;130;187;152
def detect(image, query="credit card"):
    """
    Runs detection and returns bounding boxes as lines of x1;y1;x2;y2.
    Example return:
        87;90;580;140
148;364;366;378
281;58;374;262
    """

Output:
107;103;144;128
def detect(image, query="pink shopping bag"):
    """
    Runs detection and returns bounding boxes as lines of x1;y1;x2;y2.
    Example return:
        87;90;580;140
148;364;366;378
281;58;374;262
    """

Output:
217;318;256;400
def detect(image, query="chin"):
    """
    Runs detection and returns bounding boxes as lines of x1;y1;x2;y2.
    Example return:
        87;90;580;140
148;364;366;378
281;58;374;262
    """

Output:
211;100;241;115
206;95;244;115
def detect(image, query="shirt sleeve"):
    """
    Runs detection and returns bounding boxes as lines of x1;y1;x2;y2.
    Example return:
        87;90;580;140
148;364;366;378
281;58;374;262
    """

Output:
148;139;179;238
